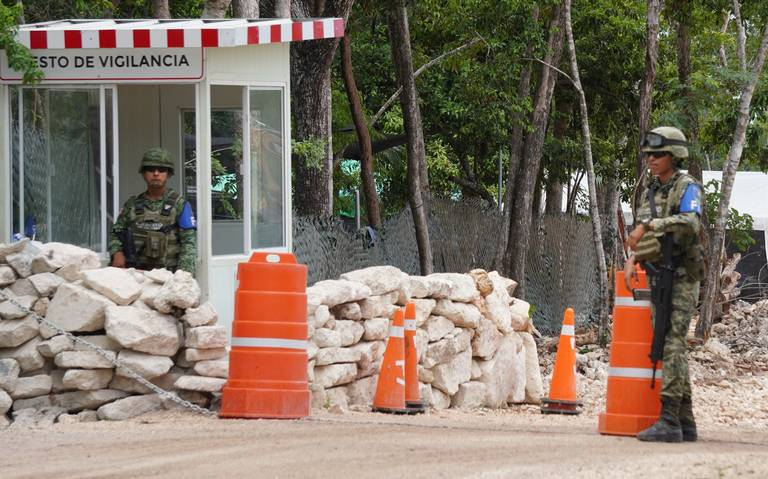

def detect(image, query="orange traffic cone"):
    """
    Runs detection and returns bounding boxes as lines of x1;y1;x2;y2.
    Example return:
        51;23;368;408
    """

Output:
372;308;408;414
404;302;425;413
541;307;581;415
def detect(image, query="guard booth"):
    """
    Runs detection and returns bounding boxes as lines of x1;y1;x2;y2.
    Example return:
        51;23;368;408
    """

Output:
0;18;343;336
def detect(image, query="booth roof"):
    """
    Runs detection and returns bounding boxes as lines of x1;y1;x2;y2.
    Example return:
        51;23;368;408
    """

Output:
13;18;344;50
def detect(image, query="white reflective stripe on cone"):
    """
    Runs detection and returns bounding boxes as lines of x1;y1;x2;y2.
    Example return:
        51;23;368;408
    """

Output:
396;378;406;385
389;326;404;338
231;337;308;350
609;367;662;379
614;296;651;308
561;324;575;336
404;319;417;331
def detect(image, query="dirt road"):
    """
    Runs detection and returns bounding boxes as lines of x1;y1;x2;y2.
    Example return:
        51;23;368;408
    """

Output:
2;408;767;479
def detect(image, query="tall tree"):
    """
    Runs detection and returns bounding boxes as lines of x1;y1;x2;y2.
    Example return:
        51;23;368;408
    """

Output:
635;0;662;179
202;0;231;18
697;3;768;339
275;0;290;18
387;0;433;274
233;0;258;18
151;0;171;19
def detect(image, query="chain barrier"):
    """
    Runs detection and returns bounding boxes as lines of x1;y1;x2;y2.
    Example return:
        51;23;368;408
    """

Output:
0;288;215;417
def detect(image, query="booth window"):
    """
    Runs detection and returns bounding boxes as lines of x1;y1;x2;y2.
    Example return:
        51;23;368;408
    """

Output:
10;87;114;254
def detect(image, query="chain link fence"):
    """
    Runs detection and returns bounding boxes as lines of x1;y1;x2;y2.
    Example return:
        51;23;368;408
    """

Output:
293;198;601;335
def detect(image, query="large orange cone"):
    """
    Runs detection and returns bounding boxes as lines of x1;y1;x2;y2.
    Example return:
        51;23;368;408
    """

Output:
404;302;426;413
541;307;581;415
372;308;408;414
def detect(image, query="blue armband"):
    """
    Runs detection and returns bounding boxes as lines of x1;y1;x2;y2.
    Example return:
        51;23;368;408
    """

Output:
680;184;702;215
178;202;197;229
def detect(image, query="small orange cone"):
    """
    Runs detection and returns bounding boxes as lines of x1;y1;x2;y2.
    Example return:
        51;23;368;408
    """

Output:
372;308;408;414
404;302;426;413
541;307;581;415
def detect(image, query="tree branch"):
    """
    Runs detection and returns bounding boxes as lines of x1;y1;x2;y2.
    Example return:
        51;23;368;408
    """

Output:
733;0;746;71
448;175;496;206
719;9;731;68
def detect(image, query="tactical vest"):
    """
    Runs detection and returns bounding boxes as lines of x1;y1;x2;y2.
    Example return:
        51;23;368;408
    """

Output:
635;171;706;280
127;191;182;270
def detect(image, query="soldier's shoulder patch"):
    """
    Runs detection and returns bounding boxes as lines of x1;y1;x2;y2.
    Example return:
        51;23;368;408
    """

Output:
680;183;702;215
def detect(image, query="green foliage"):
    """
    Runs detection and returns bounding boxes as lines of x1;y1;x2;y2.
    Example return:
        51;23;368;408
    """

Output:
703;179;756;252
0;3;42;84
292;137;327;171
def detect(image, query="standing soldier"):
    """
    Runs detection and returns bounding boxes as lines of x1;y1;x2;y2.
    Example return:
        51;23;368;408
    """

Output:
624;126;705;443
109;147;197;274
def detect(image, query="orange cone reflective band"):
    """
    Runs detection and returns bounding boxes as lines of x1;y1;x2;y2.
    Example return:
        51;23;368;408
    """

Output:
599;267;662;435
220;252;310;419
541;307;581;415
403;302;425;413
372;308;408;414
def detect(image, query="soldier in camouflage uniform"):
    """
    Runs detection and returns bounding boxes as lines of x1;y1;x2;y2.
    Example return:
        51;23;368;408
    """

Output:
108;148;197;274
624;126;705;443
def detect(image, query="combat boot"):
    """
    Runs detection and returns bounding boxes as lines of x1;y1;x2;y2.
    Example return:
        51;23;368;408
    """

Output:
637;397;683;442
678;395;697;442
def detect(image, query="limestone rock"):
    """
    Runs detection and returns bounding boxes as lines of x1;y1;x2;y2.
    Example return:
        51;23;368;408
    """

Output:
62;369;113;391
316;347;362;366
139;283;163;310
53;389;129;413
82;267;142;306
0;238;29;262
314;363;357;388
423;315;454;342
471;319;503;360
431;348;472;395
9;278;38;297
153;270;201;313
0;337;45;371
73;335;122;352
116;350;173;379
363;318;389;341
508;334;527;404
181;302;218;327
345;375;378;406
433;299;482;329
451;381;487;409
468;269;494;297
185;348;228;362
184;325;227;350
12;406;67;428
32;297;50;318
6;250;35;278
411;298;437;327
510;299;531;331
314;328;342;348
409;275;452;299
311;305;331;329
308;279;372;308
55;350;116;369
331;320;364;347
359;294;395;319
477;335;519;407
423;329;473;368
106;306;181;356
427;273;480;302
0;295;36;320
193;359;228;378
331;302;362;321
324;386;350;412
144;268;173;284
520;332;543;404
430;387;451;410
97;394;163;420
47;283;115;332
340;266;403;295
37;335;74;358
10;374;53;399
0;316;39;348
414;328;429;363
174;375;226;392
0;265;16;287
10;395;53;411
32;242;100;278
0;358;21;391
349;341;384;379
0;389;12;414
28;272;65;297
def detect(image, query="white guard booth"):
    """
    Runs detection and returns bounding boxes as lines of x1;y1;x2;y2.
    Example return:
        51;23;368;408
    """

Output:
0;18;343;337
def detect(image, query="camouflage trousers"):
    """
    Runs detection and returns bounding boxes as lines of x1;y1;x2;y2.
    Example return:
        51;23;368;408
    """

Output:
649;276;700;400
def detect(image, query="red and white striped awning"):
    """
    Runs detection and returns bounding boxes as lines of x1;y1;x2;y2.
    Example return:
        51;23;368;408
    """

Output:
14;18;345;50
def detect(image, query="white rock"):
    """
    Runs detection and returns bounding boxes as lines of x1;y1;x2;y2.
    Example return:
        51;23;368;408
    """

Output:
105;306;181;356
33;297;50;318
423;329;473;368
325;386;350;412
423;315;455;342
427;273;480;302
138;282;163;309
414;328;429;363
314;328;342;348
0;295;36;320
308;279;372;308
55;350;116;369
451;381;487;409
0;238;29;262
331;320;364;347
345;375;378;406
174;375;226;392
433;299;482;329
0;358;21;391
395;272;412;305
310;386;326;410
10;374;53;399
340;266;404;295
62;369;113;391
144;268;173;284
96;394;163;420
311;305;331;329
314;363;357;388
8;279;37;298
0;337;45;371
418;365;434;383
185;325;227;349
508;334;527;403
52;389;129;413
37;335;74;358
6;250;35;278
349;341;384;379
359;295;392;319
409;275;452;299
0;316;39;348
410;298;437;327
28;272;65;297
477;335;519;407
430;387;451;410
185;348;228;362
471;318;503;360
363;318;389;341
0;390;12;415
332;302;362;321
316;347;362;366
73;335;122;352
520;332;543;404
471;359;482;380
47;283;115;332
32;242;100;278
116;350;173;379
81;267;142;306
193;359;228;378
153;270;201;313
0;265;16;286
182;302;218;327
510;299;531;331
431;348;472;395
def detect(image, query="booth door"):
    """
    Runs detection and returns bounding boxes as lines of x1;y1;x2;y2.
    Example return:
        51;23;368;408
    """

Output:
198;84;289;336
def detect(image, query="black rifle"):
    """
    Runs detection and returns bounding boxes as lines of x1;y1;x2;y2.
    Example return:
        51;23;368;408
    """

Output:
646;184;676;388
120;227;139;269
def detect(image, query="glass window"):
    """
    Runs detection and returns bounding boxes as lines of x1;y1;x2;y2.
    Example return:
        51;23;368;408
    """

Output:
249;89;285;249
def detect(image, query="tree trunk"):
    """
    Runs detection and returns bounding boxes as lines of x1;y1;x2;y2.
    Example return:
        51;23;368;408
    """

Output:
202;0;231;18
340;35;381;228
276;0;291;17
545;180;563;215
388;0;433;275
505;1;566;296
151;0;171;19
233;0;258;17
634;0;662;180
697;18;768;340
673;0;701;181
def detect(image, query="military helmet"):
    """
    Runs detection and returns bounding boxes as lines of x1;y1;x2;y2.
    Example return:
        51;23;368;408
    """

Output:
641;126;689;159
139;147;175;175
